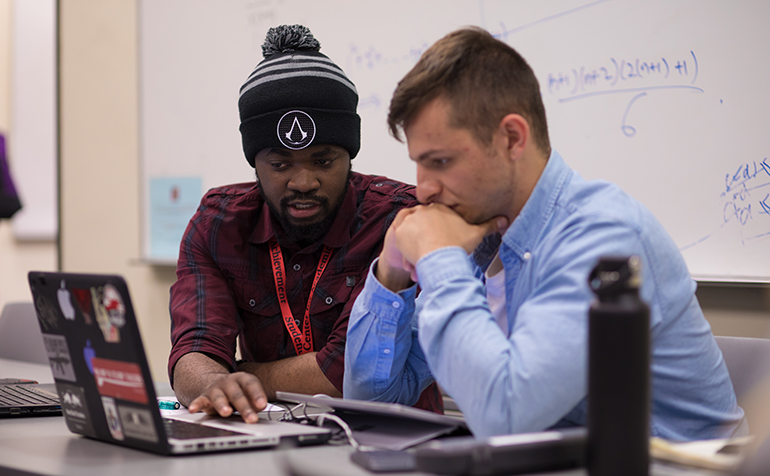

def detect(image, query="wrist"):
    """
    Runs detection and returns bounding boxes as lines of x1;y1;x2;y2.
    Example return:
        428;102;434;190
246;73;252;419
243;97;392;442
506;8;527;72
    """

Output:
375;259;413;292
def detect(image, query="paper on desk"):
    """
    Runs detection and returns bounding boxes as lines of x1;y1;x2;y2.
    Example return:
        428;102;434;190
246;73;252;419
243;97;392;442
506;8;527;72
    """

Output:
650;436;754;471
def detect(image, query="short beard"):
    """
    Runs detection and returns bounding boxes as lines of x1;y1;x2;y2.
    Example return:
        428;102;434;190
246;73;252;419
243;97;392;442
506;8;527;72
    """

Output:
258;168;352;249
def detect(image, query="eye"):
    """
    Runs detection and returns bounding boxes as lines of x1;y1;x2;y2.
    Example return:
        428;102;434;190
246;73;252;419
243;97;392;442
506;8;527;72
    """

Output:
270;161;290;171
315;158;334;167
431;158;450;168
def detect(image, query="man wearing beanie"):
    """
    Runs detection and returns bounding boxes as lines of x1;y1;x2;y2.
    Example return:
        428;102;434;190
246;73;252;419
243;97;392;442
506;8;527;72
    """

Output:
167;25;442;422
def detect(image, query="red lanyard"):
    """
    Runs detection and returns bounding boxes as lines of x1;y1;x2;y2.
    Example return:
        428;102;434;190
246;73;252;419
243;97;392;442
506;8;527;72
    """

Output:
269;240;333;355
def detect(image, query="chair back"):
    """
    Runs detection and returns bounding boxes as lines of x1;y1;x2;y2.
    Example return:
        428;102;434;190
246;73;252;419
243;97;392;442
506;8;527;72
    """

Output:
0;301;49;364
715;335;770;402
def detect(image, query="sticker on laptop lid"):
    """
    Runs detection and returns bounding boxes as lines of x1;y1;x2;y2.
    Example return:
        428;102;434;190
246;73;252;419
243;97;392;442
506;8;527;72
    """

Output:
101;396;125;441
91;357;148;404
41;333;76;382
83;339;96;374
102;284;126;328
57;383;96;437
118;406;158;443
34;295;59;331
57;280;76;321
71;288;94;325
92;287;120;343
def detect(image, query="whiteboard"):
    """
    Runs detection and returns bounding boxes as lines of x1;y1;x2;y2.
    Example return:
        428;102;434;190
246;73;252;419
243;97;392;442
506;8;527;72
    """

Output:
139;0;770;282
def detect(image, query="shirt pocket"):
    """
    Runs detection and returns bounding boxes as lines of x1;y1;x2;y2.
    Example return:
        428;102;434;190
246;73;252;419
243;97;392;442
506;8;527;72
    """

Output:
229;277;284;360
308;273;357;335
229;276;280;317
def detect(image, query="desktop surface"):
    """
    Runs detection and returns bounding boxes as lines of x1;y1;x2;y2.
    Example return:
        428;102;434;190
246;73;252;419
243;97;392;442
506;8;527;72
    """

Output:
1;358;717;476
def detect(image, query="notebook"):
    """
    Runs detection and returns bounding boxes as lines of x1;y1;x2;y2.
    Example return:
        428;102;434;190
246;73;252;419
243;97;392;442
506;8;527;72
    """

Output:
0;380;61;417
276;391;467;451
27;271;331;455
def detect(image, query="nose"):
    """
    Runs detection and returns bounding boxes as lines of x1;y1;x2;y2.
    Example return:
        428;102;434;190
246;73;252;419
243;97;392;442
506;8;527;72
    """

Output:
288;166;320;194
415;166;441;204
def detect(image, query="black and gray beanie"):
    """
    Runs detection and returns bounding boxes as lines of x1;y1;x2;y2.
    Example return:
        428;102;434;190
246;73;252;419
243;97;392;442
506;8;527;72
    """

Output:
238;25;361;167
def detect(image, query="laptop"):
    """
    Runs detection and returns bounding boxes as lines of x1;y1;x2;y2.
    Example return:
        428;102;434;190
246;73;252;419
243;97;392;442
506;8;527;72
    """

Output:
27;271;330;455
276;391;467;451
0;379;61;417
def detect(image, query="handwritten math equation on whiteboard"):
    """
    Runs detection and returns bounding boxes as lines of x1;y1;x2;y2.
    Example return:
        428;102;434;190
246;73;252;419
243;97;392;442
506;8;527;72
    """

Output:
545;51;702;137
719;158;770;245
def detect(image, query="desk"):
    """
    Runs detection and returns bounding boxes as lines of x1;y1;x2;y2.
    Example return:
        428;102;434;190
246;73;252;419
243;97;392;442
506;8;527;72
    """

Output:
10;358;713;476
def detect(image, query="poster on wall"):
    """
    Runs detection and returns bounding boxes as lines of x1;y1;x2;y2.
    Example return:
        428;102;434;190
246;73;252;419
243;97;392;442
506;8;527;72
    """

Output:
149;176;201;262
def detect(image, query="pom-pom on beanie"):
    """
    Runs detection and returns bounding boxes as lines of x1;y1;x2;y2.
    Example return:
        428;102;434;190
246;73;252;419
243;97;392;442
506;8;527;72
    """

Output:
238;25;361;167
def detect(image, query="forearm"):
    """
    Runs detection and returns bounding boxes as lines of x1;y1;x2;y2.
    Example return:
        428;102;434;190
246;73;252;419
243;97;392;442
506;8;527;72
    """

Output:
344;260;431;404
237;352;340;400
173;352;232;407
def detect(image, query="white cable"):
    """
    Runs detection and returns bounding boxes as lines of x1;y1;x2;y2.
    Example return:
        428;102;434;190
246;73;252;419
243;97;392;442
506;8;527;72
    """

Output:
314;413;376;451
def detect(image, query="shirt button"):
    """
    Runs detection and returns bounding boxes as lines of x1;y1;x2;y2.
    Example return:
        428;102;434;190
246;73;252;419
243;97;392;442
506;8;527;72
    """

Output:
375;183;383;187
325;296;333;305
391;301;400;309
293;264;301;271
523;251;532;261
383;348;391;355
249;299;256;307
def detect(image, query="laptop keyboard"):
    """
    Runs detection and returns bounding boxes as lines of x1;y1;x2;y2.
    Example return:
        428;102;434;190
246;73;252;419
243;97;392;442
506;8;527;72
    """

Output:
163;418;249;439
0;384;59;406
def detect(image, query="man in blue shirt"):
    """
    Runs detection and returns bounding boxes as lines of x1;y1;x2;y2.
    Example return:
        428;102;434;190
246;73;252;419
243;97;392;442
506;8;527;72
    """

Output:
343;27;746;441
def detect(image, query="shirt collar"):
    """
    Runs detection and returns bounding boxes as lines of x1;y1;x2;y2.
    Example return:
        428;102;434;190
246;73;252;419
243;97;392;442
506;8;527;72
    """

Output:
501;150;571;259
250;181;355;250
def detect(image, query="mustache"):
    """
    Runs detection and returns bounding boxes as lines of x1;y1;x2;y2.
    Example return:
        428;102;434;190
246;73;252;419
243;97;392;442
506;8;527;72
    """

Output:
280;192;330;208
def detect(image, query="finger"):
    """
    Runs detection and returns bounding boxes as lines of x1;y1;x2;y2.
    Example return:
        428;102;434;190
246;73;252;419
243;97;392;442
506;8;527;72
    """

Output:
202;387;235;418
477;215;509;236
391;206;420;228
189;395;223;417
187;395;209;414
227;375;268;423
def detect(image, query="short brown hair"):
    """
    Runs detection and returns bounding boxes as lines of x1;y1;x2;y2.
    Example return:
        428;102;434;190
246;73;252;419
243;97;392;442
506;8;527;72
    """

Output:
388;27;551;154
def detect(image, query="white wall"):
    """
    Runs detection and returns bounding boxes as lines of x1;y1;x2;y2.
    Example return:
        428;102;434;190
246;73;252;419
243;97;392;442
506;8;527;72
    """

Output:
0;0;58;313
58;0;174;383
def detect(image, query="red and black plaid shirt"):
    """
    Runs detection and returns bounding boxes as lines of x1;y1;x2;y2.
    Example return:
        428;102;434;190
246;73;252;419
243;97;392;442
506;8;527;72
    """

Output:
169;172;443;413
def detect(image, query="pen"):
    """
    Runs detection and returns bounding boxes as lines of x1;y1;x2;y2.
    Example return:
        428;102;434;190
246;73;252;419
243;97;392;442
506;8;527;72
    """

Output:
158;400;180;410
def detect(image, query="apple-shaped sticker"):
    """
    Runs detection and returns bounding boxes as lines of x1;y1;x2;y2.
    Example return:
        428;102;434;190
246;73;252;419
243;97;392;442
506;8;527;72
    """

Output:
57;280;76;321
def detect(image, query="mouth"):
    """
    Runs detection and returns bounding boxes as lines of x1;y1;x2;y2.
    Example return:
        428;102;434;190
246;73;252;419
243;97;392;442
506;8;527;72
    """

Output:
285;201;324;220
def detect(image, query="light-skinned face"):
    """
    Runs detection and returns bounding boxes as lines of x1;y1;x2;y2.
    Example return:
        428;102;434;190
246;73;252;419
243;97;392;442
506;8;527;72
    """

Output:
405;97;517;225
254;144;351;245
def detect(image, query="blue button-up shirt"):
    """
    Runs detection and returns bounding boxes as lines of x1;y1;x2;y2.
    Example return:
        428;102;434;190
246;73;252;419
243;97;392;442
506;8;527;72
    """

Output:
344;150;746;440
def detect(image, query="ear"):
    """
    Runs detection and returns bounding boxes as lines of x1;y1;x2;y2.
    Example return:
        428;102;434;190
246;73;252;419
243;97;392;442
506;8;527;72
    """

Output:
497;114;530;160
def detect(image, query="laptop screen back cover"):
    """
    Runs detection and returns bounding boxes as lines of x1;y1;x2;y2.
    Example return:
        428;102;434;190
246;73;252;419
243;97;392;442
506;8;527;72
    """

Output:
29;271;173;454
28;271;331;455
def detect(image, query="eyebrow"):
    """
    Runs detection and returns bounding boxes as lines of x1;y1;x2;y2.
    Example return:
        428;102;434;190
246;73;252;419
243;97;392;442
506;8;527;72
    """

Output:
412;149;450;163
266;148;292;157
311;147;335;158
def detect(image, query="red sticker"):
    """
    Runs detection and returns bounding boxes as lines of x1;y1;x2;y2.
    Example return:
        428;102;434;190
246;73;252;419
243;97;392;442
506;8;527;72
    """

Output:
91;358;148;404
71;288;93;324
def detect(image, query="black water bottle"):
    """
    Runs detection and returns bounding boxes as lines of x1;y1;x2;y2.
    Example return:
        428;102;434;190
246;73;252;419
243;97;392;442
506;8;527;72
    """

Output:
587;256;650;476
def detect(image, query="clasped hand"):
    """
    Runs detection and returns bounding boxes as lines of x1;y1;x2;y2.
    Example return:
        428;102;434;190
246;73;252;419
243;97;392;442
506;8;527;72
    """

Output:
379;203;508;286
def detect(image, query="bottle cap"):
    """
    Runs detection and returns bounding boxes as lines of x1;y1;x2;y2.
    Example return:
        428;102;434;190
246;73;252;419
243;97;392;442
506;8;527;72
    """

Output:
589;256;642;298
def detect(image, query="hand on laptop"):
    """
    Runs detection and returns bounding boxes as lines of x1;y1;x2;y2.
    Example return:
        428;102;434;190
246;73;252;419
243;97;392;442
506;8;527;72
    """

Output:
187;371;268;423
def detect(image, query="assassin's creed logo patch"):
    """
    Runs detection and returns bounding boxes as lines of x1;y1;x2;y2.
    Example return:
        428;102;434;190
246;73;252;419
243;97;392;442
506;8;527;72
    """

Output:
277;110;316;150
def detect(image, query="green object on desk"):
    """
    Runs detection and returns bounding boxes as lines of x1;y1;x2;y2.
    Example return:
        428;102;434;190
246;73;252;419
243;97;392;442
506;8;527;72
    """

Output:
158;400;180;410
